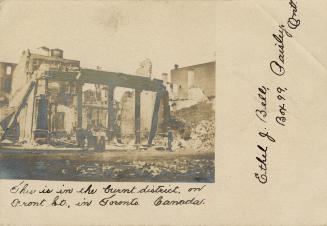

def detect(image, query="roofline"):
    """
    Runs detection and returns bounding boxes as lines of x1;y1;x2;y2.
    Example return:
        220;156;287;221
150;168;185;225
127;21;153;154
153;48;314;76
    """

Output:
171;61;215;71
0;62;18;66
30;53;80;63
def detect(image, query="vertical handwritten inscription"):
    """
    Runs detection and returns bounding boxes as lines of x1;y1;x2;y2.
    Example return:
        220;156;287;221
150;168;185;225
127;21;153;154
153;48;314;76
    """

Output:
254;0;300;184
255;86;276;184
275;87;287;126
255;86;269;123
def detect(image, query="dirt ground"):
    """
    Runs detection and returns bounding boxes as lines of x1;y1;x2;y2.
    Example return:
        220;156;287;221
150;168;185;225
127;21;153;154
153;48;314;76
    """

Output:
0;149;214;182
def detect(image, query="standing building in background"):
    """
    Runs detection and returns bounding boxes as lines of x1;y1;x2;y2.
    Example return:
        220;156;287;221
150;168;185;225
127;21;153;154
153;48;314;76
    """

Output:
170;61;215;100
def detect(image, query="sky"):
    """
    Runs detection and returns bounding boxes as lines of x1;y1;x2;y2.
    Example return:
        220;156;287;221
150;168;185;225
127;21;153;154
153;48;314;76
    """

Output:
0;1;215;78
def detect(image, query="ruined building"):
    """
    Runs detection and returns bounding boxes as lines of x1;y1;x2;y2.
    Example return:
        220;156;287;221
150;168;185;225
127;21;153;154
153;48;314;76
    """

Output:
83;85;110;130
120;58;166;142
3;47;80;141
0;47;170;147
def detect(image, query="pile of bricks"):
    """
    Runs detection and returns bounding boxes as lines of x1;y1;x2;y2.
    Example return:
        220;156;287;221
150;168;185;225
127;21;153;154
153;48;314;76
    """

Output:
188;119;215;152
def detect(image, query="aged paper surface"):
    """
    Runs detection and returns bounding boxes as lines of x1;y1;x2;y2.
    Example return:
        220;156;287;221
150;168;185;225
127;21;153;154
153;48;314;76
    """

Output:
0;0;327;225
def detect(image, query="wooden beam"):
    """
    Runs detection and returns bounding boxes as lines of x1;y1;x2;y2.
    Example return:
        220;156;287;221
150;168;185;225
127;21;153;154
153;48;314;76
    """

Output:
148;91;162;146
76;82;83;129
163;90;171;130
135;90;141;144
46;69;165;92
106;85;115;142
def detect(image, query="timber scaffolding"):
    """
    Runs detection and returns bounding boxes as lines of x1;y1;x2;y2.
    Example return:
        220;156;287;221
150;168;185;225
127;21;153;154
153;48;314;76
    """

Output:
1;68;172;150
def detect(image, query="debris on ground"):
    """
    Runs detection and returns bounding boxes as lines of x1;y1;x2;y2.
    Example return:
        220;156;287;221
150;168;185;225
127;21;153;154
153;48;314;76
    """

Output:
169;101;215;152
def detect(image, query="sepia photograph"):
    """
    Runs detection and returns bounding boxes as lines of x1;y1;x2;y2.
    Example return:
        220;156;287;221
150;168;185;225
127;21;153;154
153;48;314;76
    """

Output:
0;1;215;182
2;1;327;226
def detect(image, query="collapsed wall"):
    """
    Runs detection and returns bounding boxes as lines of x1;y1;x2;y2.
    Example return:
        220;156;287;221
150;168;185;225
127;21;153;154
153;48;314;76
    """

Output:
120;90;165;143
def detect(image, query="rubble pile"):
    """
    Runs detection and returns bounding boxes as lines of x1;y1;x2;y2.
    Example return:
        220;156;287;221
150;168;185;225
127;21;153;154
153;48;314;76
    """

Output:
171;118;214;152
152;135;166;147
170;101;215;152
188;119;215;152
172;102;214;125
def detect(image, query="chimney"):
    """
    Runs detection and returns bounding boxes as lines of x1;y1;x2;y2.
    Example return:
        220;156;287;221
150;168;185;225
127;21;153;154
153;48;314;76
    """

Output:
37;46;50;56
51;48;64;58
174;64;179;69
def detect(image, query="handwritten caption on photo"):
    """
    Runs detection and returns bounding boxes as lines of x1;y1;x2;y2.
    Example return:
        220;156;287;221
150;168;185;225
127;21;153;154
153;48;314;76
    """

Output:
9;181;207;208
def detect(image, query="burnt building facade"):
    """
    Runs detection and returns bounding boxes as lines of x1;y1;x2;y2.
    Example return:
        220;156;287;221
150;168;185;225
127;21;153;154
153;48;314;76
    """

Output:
1;47;169;147
5;47;81;141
